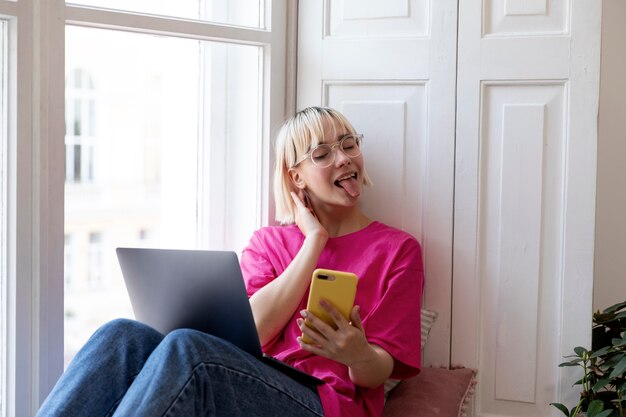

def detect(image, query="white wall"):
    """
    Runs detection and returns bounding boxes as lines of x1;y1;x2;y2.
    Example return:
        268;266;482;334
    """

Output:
593;0;626;312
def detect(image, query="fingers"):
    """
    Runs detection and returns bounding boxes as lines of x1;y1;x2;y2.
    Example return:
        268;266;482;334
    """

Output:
319;299;350;330
297;306;369;365
297;318;323;346
349;305;364;332
299;310;336;341
290;191;306;209
297;336;326;356
302;190;312;208
298;301;361;343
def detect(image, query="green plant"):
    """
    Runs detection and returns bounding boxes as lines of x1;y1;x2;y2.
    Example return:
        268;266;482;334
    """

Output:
551;300;626;417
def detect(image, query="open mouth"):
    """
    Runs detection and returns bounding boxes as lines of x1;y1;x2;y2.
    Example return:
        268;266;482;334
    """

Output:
334;172;358;187
334;172;360;197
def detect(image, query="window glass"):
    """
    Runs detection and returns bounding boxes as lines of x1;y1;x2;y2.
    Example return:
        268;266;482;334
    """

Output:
64;26;261;367
66;69;96;183
67;0;264;29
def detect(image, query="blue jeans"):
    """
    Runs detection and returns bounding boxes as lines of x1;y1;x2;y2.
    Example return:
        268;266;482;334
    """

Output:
37;319;324;417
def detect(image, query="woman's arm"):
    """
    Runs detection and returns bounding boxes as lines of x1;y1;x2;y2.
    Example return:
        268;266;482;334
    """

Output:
347;344;394;388
249;234;325;346
249;192;328;346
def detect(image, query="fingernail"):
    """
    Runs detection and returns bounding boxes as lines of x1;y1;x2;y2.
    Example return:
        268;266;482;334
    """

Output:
300;310;308;318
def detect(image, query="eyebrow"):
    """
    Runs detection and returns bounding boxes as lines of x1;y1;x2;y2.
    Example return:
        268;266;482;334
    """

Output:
320;133;351;145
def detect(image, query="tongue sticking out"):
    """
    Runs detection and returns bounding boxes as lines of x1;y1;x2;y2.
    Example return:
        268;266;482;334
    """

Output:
337;177;361;198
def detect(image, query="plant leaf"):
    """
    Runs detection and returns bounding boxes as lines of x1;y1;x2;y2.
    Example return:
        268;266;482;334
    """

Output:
608;356;626;379
550;402;570;416
599;353;623;370
592;410;614;417
590;346;612;358
612;338;626;347
609;356;626;378
559;359;584;367
615;311;626;320
592;377;611;392
559;356;583;366
574;346;588;358
603;300;626;313
586;399;604;417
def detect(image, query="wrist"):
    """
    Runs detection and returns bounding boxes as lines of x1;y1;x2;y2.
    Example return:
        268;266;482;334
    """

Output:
347;344;378;370
347;345;387;388
304;231;328;246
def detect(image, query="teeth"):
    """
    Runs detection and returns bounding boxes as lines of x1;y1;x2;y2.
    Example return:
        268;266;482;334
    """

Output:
337;173;355;182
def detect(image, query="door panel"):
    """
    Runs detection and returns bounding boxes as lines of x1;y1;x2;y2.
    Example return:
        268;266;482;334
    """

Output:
477;83;566;408
453;0;601;415
297;0;458;367
326;83;426;232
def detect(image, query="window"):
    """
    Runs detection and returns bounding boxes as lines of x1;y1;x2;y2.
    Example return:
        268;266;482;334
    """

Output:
2;1;290;415
63;25;264;365
65;69;96;183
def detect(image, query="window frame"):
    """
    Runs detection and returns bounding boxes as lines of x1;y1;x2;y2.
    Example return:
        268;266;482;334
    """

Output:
1;1;293;416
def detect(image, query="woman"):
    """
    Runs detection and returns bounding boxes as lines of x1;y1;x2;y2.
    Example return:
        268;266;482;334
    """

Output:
37;107;423;417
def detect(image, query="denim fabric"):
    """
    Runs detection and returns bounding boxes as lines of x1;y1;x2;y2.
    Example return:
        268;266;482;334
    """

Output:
37;319;324;417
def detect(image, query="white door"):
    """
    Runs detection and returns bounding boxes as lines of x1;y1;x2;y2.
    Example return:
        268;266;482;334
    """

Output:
297;0;459;368
296;2;601;415
452;1;601;416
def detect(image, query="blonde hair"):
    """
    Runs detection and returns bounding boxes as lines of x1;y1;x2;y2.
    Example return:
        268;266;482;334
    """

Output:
273;107;372;224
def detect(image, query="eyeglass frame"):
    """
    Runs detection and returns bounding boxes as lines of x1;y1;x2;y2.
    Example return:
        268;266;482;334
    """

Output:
292;134;364;168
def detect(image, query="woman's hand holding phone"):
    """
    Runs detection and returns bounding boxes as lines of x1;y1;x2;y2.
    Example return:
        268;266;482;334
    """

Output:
297;269;370;367
297;301;372;367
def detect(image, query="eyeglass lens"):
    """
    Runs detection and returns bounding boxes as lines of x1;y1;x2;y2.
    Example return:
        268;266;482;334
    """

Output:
310;135;361;167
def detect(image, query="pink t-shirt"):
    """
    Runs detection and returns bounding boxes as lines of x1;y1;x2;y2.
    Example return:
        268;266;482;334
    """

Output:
241;221;424;417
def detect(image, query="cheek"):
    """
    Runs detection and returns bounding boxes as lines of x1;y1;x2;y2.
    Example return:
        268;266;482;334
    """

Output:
353;156;365;174
303;170;333;190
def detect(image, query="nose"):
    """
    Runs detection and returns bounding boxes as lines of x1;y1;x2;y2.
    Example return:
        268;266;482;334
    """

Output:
334;145;351;166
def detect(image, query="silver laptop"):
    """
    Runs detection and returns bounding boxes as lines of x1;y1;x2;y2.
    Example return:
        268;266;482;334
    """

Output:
116;247;323;386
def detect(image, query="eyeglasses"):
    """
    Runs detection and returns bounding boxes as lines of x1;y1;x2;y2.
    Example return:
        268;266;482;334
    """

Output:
294;134;363;168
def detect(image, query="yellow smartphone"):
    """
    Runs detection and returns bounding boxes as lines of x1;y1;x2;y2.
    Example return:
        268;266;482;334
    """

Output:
301;268;358;344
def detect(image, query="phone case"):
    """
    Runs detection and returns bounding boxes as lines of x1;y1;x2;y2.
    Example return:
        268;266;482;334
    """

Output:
301;268;358;344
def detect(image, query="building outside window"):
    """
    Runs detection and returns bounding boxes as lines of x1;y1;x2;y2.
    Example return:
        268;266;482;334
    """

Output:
65;69;96;183
64;234;74;292
87;232;104;289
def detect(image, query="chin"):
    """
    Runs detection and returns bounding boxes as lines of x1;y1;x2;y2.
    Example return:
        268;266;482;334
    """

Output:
334;193;361;206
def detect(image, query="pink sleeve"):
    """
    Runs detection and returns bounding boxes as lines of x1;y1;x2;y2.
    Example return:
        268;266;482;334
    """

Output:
240;231;277;297
364;240;424;379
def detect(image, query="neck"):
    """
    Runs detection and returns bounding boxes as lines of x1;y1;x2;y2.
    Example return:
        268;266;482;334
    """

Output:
313;205;371;238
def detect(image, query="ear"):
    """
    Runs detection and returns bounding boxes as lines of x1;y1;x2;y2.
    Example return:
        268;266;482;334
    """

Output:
288;168;307;190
